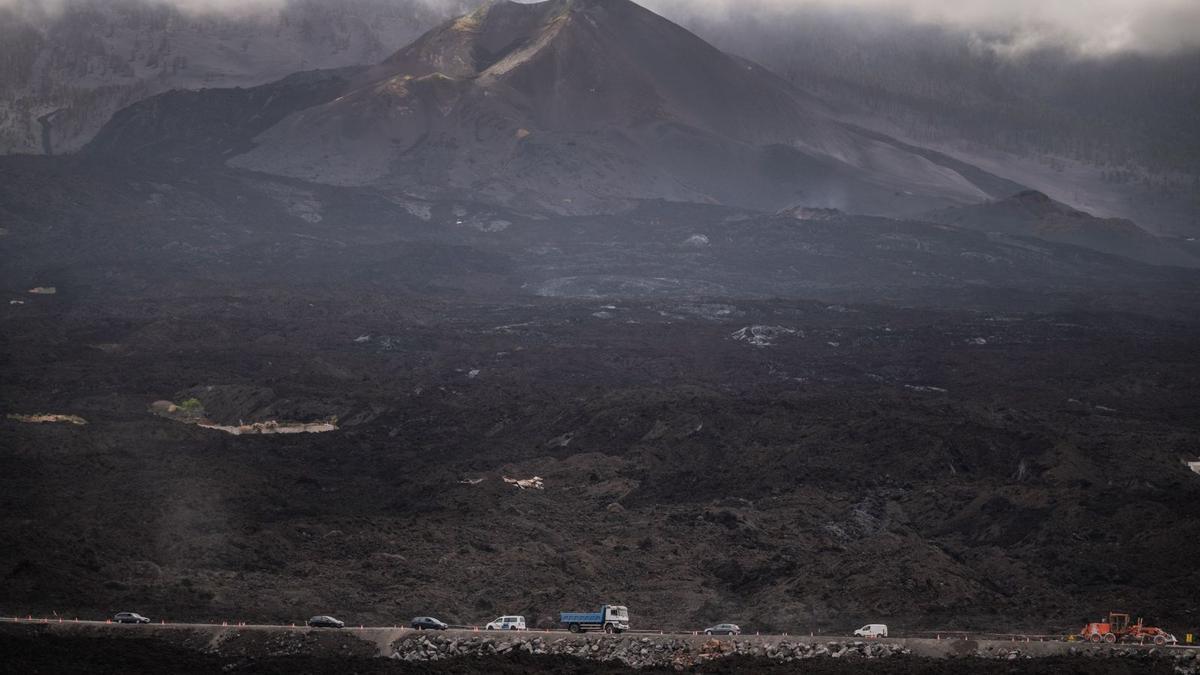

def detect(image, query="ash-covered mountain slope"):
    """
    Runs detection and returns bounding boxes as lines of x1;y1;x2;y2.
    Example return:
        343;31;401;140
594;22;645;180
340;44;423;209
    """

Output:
656;3;1200;237
220;0;1021;215
923;190;1200;268
0;0;465;155
60;0;1195;267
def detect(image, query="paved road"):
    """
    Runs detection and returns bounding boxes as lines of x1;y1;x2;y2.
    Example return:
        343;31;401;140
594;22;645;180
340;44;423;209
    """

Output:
3;615;1195;652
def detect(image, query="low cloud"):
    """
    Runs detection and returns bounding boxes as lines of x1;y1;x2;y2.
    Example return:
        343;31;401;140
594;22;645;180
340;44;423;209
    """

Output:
2;0;457;18
638;0;1200;56
5;0;1200;55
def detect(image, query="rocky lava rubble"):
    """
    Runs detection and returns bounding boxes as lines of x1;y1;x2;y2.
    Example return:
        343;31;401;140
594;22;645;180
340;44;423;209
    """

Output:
389;634;1200;671
391;634;910;668
1061;645;1200;672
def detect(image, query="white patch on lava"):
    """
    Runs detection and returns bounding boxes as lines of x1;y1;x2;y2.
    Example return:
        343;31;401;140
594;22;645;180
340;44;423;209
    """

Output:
731;325;797;347
503;476;544;490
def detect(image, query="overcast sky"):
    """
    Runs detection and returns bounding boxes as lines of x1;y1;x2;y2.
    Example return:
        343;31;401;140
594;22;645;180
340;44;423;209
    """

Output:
6;0;1200;55
639;0;1200;55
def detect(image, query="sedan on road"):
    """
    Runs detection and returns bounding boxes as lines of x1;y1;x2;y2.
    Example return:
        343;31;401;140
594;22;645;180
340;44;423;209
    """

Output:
113;612;151;624
410;616;448;630
704;623;741;635
307;615;345;628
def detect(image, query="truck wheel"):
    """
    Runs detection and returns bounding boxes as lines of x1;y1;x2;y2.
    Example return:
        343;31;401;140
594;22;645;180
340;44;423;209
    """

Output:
1104;633;1116;644
486;626;494;631
569;623;581;634
1154;636;1166;646
604;623;615;634
1089;634;1101;643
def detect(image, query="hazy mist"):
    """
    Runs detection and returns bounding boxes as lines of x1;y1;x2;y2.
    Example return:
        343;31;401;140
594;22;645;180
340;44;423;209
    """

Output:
4;0;1200;55
639;0;1200;56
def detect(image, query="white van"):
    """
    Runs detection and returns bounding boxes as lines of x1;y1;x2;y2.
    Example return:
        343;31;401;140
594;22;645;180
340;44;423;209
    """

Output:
485;615;527;631
853;623;888;638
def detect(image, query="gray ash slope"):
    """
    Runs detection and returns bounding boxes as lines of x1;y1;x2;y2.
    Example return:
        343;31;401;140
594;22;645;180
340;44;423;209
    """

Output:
658;4;1200;238
0;0;469;155
94;0;1018;217
923;191;1200;268
80;0;1194;268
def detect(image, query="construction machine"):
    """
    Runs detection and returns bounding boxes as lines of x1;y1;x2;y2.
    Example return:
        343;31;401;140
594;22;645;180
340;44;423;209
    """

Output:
1079;612;1178;645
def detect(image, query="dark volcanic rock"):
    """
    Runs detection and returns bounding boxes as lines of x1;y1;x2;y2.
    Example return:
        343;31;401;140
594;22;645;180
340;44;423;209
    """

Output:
2;6;1200;643
86;68;364;166
922;190;1200;267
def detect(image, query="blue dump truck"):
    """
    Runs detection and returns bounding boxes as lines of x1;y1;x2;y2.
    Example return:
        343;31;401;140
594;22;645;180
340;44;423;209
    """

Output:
559;605;630;633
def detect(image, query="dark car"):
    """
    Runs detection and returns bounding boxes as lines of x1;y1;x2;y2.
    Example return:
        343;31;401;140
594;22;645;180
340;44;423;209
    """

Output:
307;615;345;628
704;623;741;635
113;612;151;624
410;616;448;630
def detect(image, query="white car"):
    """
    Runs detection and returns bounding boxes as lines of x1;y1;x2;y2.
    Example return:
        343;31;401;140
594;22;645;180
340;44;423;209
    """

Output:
485;615;526;631
854;623;888;638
